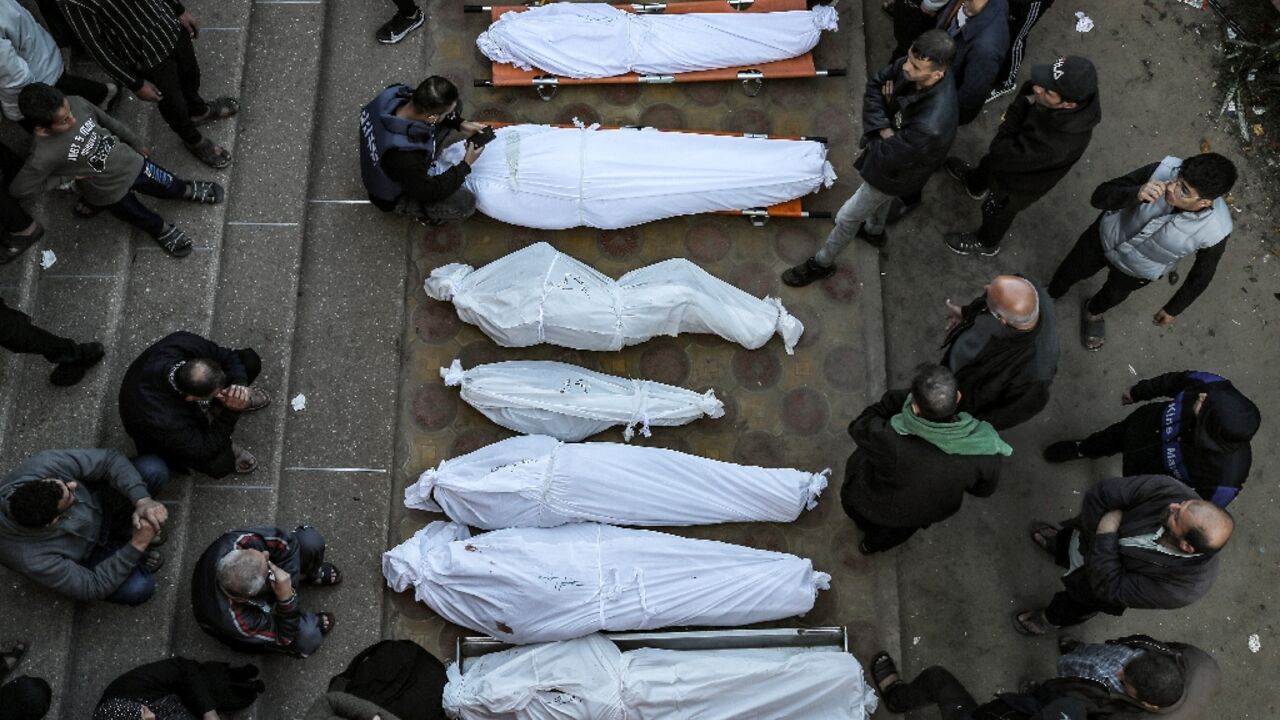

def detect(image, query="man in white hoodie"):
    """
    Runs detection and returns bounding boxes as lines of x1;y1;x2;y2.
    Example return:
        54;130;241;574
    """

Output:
0;0;115;126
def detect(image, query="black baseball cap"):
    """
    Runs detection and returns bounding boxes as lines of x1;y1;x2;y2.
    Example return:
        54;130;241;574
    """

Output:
1031;56;1098;103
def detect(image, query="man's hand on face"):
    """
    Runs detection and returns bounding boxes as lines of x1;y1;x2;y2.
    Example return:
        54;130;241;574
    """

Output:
1137;180;1166;204
217;385;252;412
132;497;168;531
268;560;294;601
1097;509;1123;535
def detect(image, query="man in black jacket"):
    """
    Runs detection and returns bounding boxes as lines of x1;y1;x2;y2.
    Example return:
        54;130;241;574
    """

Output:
118;331;269;478
191;526;338;657
1044;634;1221;719
841;364;1007;553
781;30;957;286
1016;475;1232;635
937;0;1009;126
1044;370;1258;509
943;56;1101;256
941;274;1057;430
94;657;264;718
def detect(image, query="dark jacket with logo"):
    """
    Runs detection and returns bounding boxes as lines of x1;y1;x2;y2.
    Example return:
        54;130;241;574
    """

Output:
936;0;1010;124
941;275;1058;430
979;80;1102;196
1116;371;1256;508
118;332;253;478
856;57;959;197
1062;475;1222;613
191;527;307;654
842;389;1002;528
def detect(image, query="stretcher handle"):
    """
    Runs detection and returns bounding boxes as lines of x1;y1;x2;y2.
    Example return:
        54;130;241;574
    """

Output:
805;210;833;219
473;79;494;87
463;4;487;11
818;68;848;77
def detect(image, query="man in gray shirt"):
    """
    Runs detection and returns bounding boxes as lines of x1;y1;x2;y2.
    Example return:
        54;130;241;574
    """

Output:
10;82;222;257
0;449;169;605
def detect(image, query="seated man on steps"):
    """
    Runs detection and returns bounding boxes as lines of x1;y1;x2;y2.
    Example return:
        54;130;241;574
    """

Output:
10;83;223;258
192;526;341;658
358;75;489;226
0;448;170;605
118;331;269;478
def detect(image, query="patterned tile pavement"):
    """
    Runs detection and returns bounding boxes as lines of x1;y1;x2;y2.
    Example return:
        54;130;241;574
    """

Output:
385;0;893;664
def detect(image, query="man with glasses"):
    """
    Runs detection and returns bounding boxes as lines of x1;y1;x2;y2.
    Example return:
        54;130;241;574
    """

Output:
1047;153;1238;350
192;526;340;657
1015;475;1233;635
939;274;1058;430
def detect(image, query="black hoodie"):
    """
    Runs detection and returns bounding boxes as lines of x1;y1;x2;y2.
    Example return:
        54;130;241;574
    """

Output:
978;80;1103;197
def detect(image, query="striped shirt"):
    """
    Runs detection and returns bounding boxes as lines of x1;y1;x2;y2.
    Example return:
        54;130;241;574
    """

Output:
57;0;187;91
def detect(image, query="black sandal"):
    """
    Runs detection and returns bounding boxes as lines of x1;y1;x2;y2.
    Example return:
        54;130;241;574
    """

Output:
184;180;224;205
142;549;165;573
155;225;193;258
1080;301;1105;351
191;97;240;125
870;651;905;712
317;612;336;635
1013;609;1058;636
1029;522;1058;556
309;561;342;586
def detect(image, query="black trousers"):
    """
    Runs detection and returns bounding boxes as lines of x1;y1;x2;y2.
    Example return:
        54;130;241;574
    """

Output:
35;0;79;49
98;160;190;238
890;1;936;61
885;666;978;720
390;0;420;14
55;72;111;106
995;0;1057;91
1047;217;1151;315
138;31;209;145
1043;527;1105;627
966;164;1043;246
0;143;33;234
0;297;77;363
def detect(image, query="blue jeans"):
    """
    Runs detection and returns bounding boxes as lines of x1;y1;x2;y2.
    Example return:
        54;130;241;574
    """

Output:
101;160;190;238
86;455;171;606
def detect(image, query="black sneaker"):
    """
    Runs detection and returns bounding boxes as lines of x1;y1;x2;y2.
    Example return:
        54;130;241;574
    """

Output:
49;342;105;387
945;232;999;257
376;8;425;44
155;225;193;258
0;224;44;265
1043;440;1085;463
986;83;1017;104
781;257;836;287
944;157;988;200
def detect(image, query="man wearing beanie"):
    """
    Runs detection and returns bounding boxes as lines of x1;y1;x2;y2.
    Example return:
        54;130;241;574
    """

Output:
943;56;1101;256
1043;370;1259;508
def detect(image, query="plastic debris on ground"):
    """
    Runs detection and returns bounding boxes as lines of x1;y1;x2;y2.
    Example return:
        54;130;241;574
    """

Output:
290;393;306;411
39;250;56;269
1074;11;1093;33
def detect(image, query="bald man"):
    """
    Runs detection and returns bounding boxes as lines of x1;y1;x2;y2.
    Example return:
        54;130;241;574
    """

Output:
940;274;1058;430
1016;475;1232;635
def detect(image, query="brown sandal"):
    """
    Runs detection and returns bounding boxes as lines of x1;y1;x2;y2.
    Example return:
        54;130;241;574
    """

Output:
191;97;239;125
1030;522;1058;556
1013;609;1058;636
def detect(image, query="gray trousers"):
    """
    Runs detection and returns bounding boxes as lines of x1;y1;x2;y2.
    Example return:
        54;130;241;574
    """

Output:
814;181;894;266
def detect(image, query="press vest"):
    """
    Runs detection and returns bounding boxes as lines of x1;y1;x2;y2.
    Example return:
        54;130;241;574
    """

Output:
358;85;439;205
1100;156;1233;281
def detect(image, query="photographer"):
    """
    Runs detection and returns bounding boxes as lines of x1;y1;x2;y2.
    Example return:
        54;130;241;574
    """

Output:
358;76;489;226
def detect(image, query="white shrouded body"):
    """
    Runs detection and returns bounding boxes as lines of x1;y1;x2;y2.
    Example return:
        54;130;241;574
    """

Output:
443;634;878;720
437;124;835;230
382;521;830;644
439;359;724;442
477;3;839;78
425;242;804;354
405;434;828;528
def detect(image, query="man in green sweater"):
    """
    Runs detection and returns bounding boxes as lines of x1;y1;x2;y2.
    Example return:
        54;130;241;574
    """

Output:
9;82;222;257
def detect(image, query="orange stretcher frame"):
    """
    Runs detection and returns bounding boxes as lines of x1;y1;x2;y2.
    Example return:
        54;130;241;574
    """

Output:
479;121;832;224
465;0;846;101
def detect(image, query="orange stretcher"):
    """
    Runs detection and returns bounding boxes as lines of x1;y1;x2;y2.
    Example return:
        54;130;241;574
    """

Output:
465;0;846;101
480;121;833;225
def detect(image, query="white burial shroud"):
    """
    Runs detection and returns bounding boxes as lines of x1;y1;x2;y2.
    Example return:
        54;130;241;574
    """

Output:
405;434;829;529
425;242;804;354
440;359;723;442
442;634;879;720
382;521;831;645
476;3;839;78
436;124;835;230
